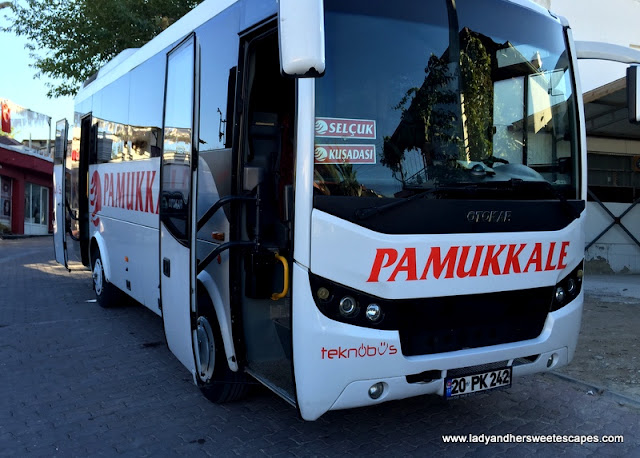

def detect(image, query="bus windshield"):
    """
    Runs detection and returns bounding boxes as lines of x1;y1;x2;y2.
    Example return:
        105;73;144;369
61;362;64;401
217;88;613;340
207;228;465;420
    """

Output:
314;0;580;201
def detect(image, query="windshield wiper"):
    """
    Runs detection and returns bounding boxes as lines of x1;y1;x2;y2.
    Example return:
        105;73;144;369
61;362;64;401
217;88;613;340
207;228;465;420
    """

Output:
519;179;581;221
485;178;581;221
354;185;470;220
355;179;580;222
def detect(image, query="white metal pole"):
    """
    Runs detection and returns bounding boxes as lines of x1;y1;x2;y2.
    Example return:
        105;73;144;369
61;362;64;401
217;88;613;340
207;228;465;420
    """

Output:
47;117;52;158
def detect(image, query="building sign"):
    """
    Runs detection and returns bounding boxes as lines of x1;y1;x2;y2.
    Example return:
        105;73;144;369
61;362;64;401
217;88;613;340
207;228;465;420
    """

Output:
315;117;376;139
314;145;376;164
1;101;11;134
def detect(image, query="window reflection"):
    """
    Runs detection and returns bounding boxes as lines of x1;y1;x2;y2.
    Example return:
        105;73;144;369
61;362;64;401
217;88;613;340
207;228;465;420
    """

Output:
316;0;579;200
131;125;161;159
24;183;49;227
161;37;195;243
95;118;161;163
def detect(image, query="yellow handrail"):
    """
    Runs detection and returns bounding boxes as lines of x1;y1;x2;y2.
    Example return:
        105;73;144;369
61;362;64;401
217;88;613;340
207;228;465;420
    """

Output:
271;253;289;301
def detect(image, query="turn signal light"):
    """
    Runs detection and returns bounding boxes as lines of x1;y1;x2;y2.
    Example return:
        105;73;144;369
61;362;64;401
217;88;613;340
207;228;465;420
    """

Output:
317;287;330;301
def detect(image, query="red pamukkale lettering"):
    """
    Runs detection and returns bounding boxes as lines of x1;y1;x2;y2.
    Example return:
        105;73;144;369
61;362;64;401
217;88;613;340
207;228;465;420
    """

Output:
558;241;570;269
367;249;398;282
524;243;543;273
102;173;109;206
126;172;134;210
420;246;458;280
481;244;506;276
388;248;417;281
367;241;572;282
456;245;484;278
108;173;115;207
145;171;156;213
135;171;144;211
106;173;114;207
116;173;125;208
545;242;558;271
94;168;158;214
502;244;527;274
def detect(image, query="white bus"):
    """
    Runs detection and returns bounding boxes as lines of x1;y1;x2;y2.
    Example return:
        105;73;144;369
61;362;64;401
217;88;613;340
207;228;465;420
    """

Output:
53;0;640;420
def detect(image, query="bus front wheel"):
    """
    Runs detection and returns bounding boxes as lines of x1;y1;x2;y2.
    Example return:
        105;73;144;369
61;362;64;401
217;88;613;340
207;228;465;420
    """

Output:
91;249;119;308
196;290;249;403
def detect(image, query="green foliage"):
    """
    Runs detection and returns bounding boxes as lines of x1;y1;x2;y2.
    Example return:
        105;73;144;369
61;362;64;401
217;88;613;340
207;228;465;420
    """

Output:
382;53;464;181
0;126;17;138
2;0;203;97
383;28;497;184
460;34;493;161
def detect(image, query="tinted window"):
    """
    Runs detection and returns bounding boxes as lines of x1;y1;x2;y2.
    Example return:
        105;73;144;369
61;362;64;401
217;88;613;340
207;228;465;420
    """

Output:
197;6;241;225
161;37;195;243
130;54;164;159
316;0;579;203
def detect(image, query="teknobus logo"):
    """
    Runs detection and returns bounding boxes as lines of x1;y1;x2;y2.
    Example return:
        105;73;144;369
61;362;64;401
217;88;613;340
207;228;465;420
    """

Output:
321;342;398;360
90;170;102;227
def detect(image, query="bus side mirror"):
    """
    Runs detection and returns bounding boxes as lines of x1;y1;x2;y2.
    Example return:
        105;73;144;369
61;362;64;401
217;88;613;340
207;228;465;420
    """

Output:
278;0;325;77
627;65;640;123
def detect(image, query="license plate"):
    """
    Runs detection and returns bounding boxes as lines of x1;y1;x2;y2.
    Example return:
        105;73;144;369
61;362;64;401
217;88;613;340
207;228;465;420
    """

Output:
445;367;512;398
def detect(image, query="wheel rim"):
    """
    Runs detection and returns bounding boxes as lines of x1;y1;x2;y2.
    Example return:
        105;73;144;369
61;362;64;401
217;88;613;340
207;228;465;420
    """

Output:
93;258;104;296
195;316;216;381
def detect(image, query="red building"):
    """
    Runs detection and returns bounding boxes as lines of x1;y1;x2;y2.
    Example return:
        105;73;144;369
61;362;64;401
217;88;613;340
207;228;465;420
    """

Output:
0;136;53;235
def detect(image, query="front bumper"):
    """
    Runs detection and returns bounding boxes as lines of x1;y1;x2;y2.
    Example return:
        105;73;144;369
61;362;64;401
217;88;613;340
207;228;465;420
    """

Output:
292;263;583;420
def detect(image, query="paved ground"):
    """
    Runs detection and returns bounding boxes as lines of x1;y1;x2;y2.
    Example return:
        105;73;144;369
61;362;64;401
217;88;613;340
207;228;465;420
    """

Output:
556;276;640;401
0;237;638;456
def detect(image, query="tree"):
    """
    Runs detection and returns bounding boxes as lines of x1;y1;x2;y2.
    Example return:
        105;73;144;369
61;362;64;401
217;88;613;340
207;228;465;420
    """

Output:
382;27;497;186
2;0;203;97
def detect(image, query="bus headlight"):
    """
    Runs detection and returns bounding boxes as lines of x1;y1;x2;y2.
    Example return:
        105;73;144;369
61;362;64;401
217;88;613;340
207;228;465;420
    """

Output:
309;274;394;329
366;303;383;323
339;296;359;318
550;262;583;312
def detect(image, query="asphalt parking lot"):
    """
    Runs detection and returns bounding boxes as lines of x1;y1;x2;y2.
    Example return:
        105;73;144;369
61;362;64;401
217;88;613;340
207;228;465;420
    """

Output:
0;237;638;456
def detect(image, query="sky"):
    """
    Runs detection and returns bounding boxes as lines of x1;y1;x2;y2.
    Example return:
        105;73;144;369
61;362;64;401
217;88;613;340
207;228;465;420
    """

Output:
0;9;74;142
1;1;638;142
541;0;640;92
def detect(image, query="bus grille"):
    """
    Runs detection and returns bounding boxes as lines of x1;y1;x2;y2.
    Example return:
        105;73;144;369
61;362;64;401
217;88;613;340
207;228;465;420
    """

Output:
398;286;553;356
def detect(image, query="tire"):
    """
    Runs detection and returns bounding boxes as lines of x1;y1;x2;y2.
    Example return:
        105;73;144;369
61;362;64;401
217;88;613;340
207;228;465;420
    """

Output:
91;248;120;308
196;290;249;403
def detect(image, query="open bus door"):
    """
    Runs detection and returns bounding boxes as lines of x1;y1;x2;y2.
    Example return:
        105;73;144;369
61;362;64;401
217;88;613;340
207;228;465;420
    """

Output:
53;117;88;268
53;119;69;267
232;27;297;403
159;34;199;377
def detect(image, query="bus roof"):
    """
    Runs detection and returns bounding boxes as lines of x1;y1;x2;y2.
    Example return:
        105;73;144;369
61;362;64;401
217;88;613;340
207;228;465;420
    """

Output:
75;0;239;104
75;0;555;106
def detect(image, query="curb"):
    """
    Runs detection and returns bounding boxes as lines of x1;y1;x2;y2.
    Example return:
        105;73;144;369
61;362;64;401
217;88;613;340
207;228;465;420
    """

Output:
548;371;640;409
0;234;53;240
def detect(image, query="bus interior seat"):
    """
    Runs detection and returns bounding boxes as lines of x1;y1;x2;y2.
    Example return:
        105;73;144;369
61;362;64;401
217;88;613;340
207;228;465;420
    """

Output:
246;112;289;249
248;112;280;171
